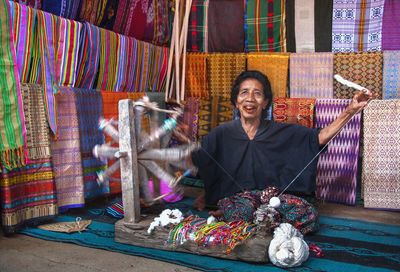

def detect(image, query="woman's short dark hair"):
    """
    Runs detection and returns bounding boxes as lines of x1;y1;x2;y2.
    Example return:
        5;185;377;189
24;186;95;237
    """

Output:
230;70;273;114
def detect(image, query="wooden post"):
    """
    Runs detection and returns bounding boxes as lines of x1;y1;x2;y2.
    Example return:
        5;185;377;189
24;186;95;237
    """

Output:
118;99;141;223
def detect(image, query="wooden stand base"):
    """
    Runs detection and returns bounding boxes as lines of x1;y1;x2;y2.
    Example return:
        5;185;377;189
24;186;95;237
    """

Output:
115;216;272;263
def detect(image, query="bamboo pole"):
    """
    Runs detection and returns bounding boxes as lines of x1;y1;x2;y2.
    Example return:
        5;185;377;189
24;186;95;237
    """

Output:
180;0;192;101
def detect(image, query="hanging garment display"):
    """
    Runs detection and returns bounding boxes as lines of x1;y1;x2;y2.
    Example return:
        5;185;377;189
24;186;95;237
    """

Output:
382;50;400;99
185;53;208;98
273;98;315;128
187;0;209;52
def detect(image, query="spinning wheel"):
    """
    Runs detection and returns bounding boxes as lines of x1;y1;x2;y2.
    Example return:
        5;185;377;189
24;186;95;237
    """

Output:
93;97;198;224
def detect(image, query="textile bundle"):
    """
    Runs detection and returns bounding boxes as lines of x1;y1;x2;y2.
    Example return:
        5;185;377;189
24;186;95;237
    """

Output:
187;0;209;52
289;52;333;98
273;98;315;128
362;100;400;210
332;0;385;52
0;0;27;170
1;82;57;234
75;89;108;199
247;53;289;98
198;96;233;139
207;53;246;99
333;52;383;99
315;99;362;205
382;0;400;50
245;0;286;52
51;89;85;211
185;53;208;98
382;50;400;99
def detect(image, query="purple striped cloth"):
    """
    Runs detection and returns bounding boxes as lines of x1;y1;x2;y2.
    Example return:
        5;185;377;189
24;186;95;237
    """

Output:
315;99;362;205
289;53;333;98
382;0;400;50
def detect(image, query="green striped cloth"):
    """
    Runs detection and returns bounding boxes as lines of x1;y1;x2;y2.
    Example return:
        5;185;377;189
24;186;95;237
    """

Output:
0;0;26;170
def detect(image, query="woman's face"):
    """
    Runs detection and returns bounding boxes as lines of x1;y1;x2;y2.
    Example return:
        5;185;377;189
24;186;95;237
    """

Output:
235;78;268;122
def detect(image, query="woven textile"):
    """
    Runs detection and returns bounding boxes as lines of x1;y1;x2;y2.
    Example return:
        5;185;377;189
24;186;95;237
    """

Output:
247;53;288;98
41;0;62;16
272;98;315;128
75;22;100;89
208;0;244;52
289;53;334;98
183;98;200;142
134;41;151;92
96;27;119;91
51;89;84;211
1;84;56;234
101;91;128;195
383;51;400;99
14;0;41;8
60;0;81;20
21;84;51;160
198;96;233;139
115;36;137;92
75;90;108;199
382;0;400;50
294;0;314;52
315;99;362;205
147;45;168;92
0;0;27;170
28;19;42;84
186;53;208;98
315;0;333;52
333;52;383;99
9;1;36;83
245;0;286;52
78;0;107;25
207;53;246;99
332;0;385;53
362;100;400;210
188;0;209;52
99;0;118;30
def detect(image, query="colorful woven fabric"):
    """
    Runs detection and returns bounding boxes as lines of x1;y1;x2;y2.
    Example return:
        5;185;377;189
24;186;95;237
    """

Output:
37;9;59;135
208;0;244;52
78;0;107;25
14;0;41;8
315;99;362;205
198;96;233;139
75;89;108;199
57;17;82;87
1;85;56;234
99;0;118;30
60;0;81;20
28;23;42;84
51;88;85;211
75;22;100;89
41;0;62;16
247;53;289;98
147;44;168;92
186;53;208;98
0;0;27;170
382;0;400;50
101;91;128;195
362;100;400;210
332;0;385;53
134;40;151;92
245;0;286;52
188;0;209;52
96;27;119;91
115;36;137;92
106;201;124;219
207;53;246;98
9;1;36;83
21;84;51;161
294;0;314;52
383;50;400;99
272;98;315;128
182;98;200;142
151;0;170;46
333;52;383;99
289;52;334;98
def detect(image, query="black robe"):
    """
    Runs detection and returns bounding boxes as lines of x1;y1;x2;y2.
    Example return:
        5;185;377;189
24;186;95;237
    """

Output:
191;119;321;205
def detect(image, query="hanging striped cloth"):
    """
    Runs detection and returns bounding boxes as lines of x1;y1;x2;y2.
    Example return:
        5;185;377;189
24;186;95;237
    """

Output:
0;0;27;170
9;1;36;83
383;50;400;99
382;0;400;50
37;10;59;135
134;40;151;92
51;88;85;212
245;0;286;52
333;52;383;99
96;27;120;91
79;0;107;25
119;36;138;92
272;98;315;128
99;0;119;30
148;45;168;92
207;53;246;99
75;22;100;89
41;0;62;16
75;89;108;199
362;99;400;210
247;53;289;98
315;99;362;205
289;52;334;98
114;34;127;91
60;0;81;20
57;17;82;87
112;0;128;34
332;0;385;53
29;21;42;84
294;0;314;52
16;0;42;9
186;53;208;98
188;0;209;52
1;83;57;235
